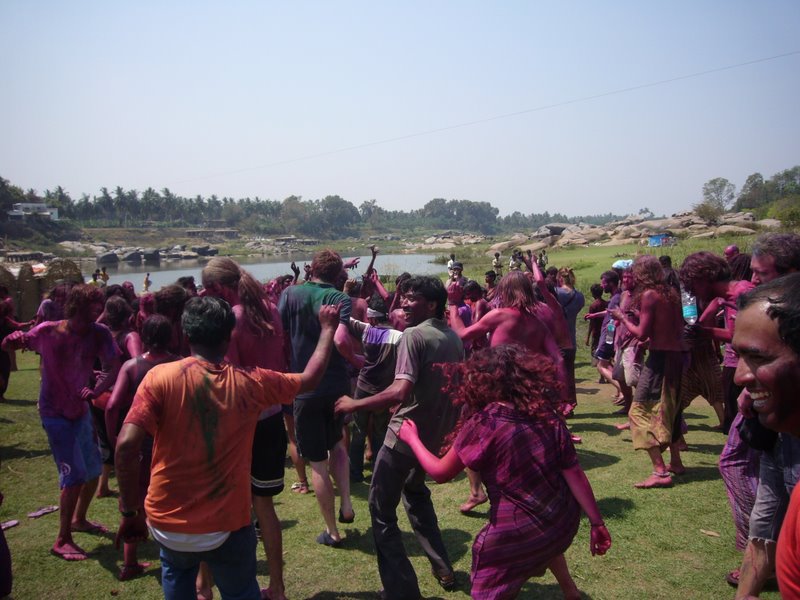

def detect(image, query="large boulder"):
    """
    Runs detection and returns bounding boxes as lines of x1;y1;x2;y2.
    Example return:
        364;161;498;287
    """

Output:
488;235;529;254
756;219;782;229
715;225;756;236
519;238;556;253
691;231;716;239
96;252;119;265
534;223;572;237
720;212;755;226
555;235;589;248
600;238;639;247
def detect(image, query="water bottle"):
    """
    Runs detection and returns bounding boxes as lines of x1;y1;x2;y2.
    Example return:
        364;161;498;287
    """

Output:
681;288;698;325
605;319;615;346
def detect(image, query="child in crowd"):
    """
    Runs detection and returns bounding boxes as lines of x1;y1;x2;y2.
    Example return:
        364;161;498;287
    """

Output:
106;315;178;580
585;283;607;358
398;344;610;599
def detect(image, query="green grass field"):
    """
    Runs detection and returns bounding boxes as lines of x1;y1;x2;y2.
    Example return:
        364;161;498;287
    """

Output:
0;239;780;599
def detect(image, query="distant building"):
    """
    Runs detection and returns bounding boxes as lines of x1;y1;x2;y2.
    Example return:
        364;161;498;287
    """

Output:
8;203;59;221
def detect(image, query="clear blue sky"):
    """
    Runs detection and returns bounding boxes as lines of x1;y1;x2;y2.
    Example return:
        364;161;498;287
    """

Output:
2;1;798;217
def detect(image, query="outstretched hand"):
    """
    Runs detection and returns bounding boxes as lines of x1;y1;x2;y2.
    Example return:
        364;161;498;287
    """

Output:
1;330;25;351
318;303;341;330
290;262;300;276
335;395;357;415
398;419;419;443
590;524;611;556
343;257;360;270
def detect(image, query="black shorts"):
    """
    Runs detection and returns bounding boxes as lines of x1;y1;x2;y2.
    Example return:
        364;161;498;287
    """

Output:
594;342;615;362
294;395;344;463
250;412;288;497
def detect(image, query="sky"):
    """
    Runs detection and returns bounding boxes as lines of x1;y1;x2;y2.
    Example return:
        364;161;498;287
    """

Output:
2;1;799;218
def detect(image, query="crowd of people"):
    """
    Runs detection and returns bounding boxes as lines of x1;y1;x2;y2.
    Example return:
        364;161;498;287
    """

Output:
0;232;798;599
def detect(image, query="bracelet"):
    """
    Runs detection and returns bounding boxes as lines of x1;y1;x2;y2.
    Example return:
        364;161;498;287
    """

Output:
120;509;139;518
590;521;605;527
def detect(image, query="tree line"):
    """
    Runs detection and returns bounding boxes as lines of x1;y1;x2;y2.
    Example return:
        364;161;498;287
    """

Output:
695;165;800;226
0;176;625;238
2;165;795;240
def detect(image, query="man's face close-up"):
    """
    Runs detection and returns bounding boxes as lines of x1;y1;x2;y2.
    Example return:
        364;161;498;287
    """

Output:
733;300;800;435
750;254;780;286
401;291;434;327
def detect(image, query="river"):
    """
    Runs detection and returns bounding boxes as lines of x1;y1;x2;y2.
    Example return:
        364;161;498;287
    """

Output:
85;253;445;291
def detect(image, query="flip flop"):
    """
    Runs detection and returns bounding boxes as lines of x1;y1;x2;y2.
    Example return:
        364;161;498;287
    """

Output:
338;508;355;524
51;544;88;561
28;505;58;519
290;481;309;494
1;519;19;531
315;531;342;548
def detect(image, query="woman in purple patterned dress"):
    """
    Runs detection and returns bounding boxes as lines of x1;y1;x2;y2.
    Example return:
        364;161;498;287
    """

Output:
399;344;611;599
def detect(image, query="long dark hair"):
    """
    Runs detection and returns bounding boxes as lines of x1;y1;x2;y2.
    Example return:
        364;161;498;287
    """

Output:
439;344;563;452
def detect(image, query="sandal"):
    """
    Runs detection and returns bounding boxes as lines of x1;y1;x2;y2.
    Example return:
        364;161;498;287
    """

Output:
432;568;457;591
290;480;309;494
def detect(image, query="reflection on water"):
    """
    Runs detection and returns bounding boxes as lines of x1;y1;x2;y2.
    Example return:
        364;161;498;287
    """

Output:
84;254;444;291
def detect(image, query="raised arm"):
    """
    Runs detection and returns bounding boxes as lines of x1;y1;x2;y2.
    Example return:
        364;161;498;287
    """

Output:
369;271;390;302
298;304;341;394
364;245;379;276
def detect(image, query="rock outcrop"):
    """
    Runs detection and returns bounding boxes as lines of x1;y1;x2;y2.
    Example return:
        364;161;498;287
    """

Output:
483;211;775;256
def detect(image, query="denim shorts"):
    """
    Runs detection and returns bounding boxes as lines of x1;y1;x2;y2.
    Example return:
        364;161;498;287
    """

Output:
748;434;800;542
41;411;102;489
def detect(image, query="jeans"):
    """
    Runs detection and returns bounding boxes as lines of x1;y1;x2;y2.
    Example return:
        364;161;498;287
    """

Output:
158;525;260;600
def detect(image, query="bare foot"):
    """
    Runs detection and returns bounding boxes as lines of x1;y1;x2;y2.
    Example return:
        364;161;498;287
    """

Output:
459;494;489;513
634;472;673;489
96;488;117;499
668;464;686;475
197;588;213;600
119;562;151;580
261;587;288;600
51;540;88;561
570;434;582;444
71;520;109;534
615;422;630;431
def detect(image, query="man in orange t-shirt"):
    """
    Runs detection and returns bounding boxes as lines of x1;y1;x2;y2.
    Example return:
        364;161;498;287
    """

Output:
114;296;340;600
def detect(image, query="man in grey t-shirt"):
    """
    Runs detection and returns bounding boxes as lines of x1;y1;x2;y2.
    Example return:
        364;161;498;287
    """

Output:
336;276;464;600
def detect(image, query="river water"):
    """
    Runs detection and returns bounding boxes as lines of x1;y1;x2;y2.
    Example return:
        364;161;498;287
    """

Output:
86;253;445;291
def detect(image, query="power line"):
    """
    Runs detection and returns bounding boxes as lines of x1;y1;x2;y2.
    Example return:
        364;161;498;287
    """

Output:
169;49;800;186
